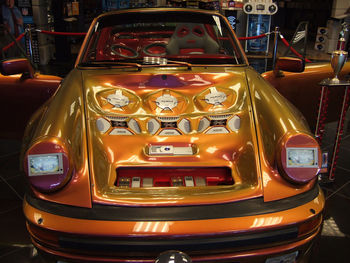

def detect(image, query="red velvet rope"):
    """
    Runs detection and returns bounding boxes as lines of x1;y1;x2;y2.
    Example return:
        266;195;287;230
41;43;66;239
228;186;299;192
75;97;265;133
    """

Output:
3;30;312;64
2;32;26;52
238;33;267;40
279;35;312;63
39;30;265;40
38;30;86;36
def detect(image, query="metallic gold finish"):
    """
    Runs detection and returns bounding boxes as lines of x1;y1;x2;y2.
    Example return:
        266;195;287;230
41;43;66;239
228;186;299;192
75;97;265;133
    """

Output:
21;8;325;262
84;68;261;206
263;61;350;130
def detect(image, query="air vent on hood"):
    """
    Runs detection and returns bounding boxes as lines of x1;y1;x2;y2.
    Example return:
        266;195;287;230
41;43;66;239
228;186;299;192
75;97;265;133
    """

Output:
96;116;141;135
146;117;191;135
198;114;241;134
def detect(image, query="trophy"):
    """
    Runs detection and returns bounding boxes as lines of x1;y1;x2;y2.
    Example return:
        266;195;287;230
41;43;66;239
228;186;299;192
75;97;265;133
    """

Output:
330;50;348;84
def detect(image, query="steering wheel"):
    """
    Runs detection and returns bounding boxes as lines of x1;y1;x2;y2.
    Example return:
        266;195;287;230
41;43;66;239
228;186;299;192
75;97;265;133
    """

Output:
111;44;139;58
143;42;167;56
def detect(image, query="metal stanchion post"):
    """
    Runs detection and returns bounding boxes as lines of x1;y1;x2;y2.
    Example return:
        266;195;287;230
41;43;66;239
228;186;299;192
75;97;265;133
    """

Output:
272;26;279;70
26;24;33;64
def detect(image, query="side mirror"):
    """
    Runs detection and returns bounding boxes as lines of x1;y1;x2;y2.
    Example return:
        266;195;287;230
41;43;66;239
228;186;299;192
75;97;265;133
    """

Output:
1;58;34;79
274;57;305;77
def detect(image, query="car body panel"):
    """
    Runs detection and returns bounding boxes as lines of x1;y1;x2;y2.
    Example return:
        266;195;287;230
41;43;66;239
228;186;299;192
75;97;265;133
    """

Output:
24;187;325;262
29;235;318;263
0;72;61;139
263;61;350;131
24;190;324;237
19;8;324;262
23;70;92;208
83;67;263;206
247;67;317;201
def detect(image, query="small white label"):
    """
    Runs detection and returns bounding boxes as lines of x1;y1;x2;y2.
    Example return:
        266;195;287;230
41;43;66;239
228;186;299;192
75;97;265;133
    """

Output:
142;178;153;187
185;176;194;187
150;145;174;155
159;129;181;136
205;127;229;134
109;128;133;135
195;177;206;186
149;145;193;156
173;147;193;155
131;177;141;188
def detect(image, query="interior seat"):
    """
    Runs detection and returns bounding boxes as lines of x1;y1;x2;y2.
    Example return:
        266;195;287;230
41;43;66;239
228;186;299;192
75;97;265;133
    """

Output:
166;23;219;55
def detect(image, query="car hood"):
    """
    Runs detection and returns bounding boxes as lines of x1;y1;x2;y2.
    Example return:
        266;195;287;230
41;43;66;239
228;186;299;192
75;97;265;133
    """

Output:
82;67;263;206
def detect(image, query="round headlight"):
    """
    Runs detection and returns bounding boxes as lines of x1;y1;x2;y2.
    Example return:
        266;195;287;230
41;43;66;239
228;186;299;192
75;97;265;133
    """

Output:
277;134;321;184
24;139;71;192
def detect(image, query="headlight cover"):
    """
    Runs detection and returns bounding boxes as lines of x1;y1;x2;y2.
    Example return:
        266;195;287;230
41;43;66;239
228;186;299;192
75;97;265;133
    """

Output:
24;139;71;192
286;147;318;168
28;153;64;176
278;134;321;184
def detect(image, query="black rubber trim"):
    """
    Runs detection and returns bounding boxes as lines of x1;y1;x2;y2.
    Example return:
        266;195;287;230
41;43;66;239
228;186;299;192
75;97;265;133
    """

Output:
25;183;319;221
59;227;298;252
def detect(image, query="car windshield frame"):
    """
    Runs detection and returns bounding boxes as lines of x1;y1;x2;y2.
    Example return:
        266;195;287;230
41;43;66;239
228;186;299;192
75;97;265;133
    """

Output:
78;9;248;67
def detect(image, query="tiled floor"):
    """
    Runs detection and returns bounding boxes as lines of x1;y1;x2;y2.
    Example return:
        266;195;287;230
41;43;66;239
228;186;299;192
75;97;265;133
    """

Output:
0;43;349;262
311;116;350;263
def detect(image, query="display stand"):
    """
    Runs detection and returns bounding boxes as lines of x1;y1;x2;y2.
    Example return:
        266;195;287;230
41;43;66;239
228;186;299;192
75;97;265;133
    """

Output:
315;79;350;181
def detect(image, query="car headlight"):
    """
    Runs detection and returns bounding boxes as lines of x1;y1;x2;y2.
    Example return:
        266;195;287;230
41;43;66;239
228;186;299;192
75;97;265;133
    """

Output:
24;139;71;192
28;154;63;176
277;134;321;184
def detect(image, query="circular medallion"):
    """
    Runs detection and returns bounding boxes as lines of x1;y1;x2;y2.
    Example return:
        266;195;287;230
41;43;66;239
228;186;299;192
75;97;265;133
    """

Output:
204;90;227;105
107;90;130;108
155;94;178;110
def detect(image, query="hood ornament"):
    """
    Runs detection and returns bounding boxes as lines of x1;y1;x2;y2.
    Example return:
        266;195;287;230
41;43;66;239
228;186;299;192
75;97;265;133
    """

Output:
106;90;130;109
155;94;178;111
204;87;227;106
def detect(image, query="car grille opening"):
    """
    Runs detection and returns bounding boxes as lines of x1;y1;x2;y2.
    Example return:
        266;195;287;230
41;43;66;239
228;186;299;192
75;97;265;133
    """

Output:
115;167;234;188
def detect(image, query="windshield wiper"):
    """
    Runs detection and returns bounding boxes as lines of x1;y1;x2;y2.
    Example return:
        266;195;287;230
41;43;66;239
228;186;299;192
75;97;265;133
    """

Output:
79;61;142;71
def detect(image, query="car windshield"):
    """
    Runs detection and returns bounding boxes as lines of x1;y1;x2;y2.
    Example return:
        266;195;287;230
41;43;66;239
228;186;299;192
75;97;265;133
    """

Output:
80;10;246;66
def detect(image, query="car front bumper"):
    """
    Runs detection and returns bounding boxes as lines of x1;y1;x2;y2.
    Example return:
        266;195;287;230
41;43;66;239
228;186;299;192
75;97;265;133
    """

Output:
24;184;324;262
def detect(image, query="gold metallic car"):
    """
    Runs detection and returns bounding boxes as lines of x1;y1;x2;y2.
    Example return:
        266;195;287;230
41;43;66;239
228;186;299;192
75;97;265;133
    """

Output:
19;8;324;263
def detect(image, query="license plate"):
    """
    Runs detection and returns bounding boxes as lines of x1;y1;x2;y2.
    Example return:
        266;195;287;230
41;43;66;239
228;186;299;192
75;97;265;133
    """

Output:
265;251;298;263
